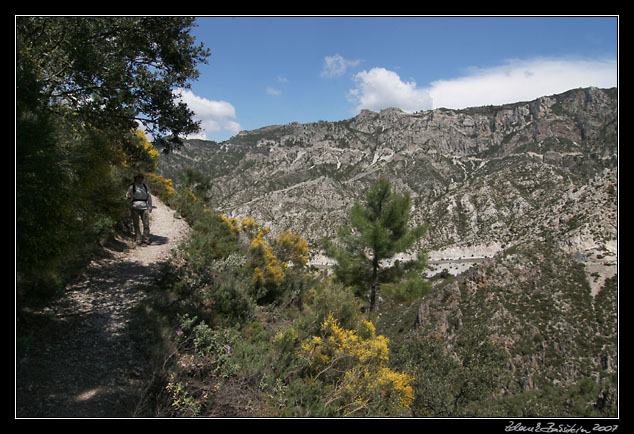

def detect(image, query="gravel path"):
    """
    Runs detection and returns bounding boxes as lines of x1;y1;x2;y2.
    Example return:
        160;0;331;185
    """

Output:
16;198;190;418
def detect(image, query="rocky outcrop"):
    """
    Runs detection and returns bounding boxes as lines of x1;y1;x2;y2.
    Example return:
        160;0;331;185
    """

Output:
158;87;617;270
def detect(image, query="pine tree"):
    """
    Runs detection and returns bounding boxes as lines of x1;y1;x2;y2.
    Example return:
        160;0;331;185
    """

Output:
323;178;429;313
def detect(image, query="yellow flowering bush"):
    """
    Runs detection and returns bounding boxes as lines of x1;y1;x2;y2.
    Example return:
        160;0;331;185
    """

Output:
250;229;287;290
299;314;415;416
183;212;311;306
122;129;159;172
273;229;310;267
239;217;262;239
219;215;241;237
219;217;310;300
145;173;174;203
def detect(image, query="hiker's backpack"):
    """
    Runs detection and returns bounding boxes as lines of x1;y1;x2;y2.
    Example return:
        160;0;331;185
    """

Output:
129;183;149;200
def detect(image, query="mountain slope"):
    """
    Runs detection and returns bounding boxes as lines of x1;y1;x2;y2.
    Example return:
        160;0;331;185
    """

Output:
157;86;618;413
158;87;616;259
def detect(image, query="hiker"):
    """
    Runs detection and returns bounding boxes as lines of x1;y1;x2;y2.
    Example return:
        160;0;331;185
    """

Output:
127;174;153;244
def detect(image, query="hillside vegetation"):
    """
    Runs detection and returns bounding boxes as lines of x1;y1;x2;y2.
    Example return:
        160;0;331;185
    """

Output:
16;17;617;419
148;87;617;417
131;172;616;417
134;177;420;416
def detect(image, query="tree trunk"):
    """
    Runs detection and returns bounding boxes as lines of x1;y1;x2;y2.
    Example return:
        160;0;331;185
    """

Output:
369;255;379;312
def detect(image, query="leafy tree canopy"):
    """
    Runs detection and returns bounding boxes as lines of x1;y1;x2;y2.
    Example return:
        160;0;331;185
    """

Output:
16;17;209;295
17;16;209;150
323;178;429;312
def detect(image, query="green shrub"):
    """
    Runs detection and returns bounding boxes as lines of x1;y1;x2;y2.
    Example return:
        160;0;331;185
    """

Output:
175;314;239;379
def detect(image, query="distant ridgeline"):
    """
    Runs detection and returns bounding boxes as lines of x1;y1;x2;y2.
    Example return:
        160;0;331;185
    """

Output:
158;87;618;413
158;86;616;254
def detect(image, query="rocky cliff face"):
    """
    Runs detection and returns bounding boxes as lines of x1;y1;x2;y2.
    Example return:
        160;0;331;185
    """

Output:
159;86;617;261
158;87;618;401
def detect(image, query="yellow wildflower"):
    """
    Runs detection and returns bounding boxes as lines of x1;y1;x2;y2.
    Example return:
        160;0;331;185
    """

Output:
300;313;415;414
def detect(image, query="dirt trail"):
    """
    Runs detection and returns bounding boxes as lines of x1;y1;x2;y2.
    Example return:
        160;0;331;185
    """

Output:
16;198;190;418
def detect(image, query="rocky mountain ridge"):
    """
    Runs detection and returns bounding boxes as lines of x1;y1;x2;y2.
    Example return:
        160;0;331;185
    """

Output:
158;86;617;273
158;86;618;410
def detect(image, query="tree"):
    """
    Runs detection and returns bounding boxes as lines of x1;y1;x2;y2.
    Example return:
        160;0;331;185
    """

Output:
16;16;209;150
323;178;429;313
16;17;209;293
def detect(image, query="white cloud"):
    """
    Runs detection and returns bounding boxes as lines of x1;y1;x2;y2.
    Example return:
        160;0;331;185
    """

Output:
173;88;242;140
426;57;617;109
321;54;361;78
347;67;433;113
266;86;281;96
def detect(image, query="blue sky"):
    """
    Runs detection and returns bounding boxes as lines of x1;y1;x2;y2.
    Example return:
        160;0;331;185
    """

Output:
176;16;618;142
